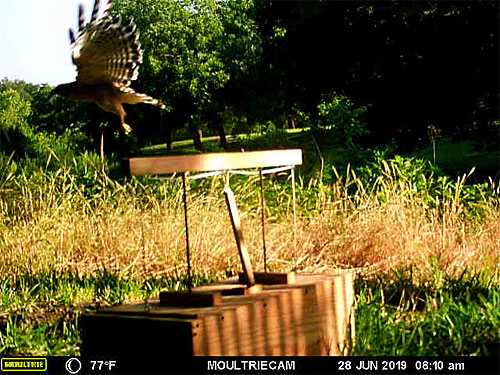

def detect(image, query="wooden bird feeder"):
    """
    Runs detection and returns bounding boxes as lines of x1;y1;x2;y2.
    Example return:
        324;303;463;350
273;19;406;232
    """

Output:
81;149;355;357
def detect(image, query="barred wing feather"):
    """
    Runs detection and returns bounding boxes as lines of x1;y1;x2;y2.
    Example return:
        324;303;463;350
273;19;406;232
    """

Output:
72;10;142;85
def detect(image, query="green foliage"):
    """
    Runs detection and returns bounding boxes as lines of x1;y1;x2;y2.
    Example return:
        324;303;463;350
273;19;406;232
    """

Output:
113;0;260;106
0;315;80;356
0;270;213;355
0;78;38;101
218;0;262;78
0;80;110;159
357;151;498;220
315;91;369;148
239;121;292;150
0;81;97;172
0;89;33;156
352;271;500;356
0;129;94;183
255;2;498;148
0;89;32;129
359;150;441;190
28;85;88;135
109;0;262;146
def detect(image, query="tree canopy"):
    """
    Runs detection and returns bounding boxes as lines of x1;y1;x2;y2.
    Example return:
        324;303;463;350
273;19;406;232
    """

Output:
111;0;262;149
1;1;498;153
254;1;499;148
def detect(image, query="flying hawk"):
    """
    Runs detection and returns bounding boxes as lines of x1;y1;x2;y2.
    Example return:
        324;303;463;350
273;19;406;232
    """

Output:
51;0;166;134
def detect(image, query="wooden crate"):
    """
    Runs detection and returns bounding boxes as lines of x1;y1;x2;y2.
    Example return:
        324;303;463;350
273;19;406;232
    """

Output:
81;272;354;357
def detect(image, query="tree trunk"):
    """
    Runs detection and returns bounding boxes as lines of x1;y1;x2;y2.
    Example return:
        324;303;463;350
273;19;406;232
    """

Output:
189;120;203;151
165;127;173;152
216;120;227;148
160;113;173;152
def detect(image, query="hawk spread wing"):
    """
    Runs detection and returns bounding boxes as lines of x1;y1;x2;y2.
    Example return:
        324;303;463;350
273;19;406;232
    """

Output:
52;0;165;134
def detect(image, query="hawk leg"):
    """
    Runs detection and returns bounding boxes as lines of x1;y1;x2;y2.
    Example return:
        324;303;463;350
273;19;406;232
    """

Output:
111;100;132;135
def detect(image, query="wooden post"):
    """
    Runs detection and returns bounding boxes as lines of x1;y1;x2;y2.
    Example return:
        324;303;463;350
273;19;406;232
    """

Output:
100;130;104;163
182;172;192;292
259;169;268;272
291;167;297;270
100;130;105;175
224;186;255;286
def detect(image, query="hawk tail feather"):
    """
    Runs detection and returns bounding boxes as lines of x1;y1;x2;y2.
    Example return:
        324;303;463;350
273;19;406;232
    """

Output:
137;93;167;110
115;84;166;109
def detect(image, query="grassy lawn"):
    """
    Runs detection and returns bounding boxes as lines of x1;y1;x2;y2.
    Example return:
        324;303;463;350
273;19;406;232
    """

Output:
1;131;499;357
141;132;499;184
141;128;309;154
0;271;208;355
1;270;498;356
353;270;500;356
411;138;500;180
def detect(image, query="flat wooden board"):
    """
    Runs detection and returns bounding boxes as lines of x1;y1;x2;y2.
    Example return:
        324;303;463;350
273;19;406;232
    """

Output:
129;149;302;175
160;291;222;307
239;271;295;285
194;284;263;296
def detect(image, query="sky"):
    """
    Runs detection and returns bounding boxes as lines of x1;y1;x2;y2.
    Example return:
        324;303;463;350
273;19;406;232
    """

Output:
0;0;96;86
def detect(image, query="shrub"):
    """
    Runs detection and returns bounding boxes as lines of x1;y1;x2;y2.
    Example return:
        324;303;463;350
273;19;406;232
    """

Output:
315;91;369;149
0;89;34;157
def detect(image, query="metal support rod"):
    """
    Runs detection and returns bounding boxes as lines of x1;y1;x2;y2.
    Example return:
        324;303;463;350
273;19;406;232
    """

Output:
182;172;192;292
259;169;268;272
291;167;297;271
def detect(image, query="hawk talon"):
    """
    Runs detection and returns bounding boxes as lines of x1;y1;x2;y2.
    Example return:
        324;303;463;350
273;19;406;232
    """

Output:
122;124;133;135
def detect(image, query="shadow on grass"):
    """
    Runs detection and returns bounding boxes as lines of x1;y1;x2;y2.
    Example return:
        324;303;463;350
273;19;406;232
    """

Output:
0;269;215;355
351;268;500;356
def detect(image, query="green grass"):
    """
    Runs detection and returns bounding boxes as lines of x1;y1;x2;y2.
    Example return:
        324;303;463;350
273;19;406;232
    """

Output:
0;270;213;355
351;270;500;356
1;130;499;356
140;128;310;155
411;139;499;180
2;269;498;356
142;133;499;186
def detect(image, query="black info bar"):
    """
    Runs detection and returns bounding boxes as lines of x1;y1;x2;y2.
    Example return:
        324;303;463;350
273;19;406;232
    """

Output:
0;356;498;375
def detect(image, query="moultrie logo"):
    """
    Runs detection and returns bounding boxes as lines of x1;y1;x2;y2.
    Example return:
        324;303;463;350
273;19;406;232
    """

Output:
1;357;47;372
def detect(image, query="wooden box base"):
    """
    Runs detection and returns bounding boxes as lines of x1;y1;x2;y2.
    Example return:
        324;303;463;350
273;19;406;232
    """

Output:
81;272;355;357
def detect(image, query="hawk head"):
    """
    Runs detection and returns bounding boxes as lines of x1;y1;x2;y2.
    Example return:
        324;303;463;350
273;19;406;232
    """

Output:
50;83;76;98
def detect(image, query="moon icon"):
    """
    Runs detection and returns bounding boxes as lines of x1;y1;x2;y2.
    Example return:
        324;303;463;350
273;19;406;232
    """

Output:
65;358;82;374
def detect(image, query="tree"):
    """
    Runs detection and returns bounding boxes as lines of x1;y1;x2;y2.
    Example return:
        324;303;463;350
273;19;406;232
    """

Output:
316;91;369;149
0;88;32;156
254;1;499;149
0;78;38;101
113;0;262;150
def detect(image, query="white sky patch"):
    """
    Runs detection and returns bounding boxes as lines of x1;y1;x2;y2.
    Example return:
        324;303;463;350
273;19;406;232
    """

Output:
0;0;95;86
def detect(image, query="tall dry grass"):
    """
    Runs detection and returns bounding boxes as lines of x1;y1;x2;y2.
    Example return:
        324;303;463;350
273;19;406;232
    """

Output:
1;163;499;283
